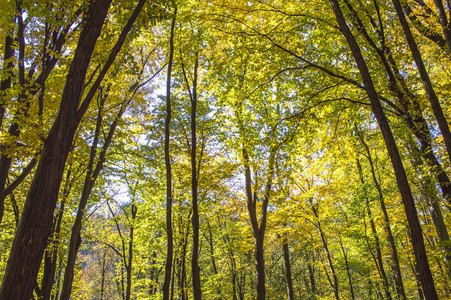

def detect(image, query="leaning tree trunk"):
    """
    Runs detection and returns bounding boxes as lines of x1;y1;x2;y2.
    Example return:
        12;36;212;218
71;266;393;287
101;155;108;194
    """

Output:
0;0;147;297
392;0;451;164
329;0;438;298
356;130;406;300
0;1;112;298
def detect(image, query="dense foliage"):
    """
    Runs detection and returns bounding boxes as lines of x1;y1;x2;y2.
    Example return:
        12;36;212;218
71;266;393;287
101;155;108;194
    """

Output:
1;0;451;299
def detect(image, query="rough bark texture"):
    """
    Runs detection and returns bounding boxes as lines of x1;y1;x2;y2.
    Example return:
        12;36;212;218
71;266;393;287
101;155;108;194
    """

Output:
329;0;438;298
0;1;112;299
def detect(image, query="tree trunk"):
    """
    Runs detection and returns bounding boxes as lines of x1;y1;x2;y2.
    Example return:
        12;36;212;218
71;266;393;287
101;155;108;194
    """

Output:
125;203;137;300
60;85;128;300
355;132;407;300
0;1;112;298
312;205;340;300
188;54;202;300
281;232;295;300
163;8;177;300
329;0;438;298
0;19;14;128
241;147;276;300
339;240;355;300
392;0;451;164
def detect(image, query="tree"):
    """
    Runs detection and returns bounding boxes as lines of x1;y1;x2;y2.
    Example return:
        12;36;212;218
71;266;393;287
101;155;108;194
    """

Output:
0;0;147;298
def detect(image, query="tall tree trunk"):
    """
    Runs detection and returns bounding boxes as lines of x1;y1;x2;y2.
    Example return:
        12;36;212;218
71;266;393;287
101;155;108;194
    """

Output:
163;8;177;300
60;85;129;300
431;0;451;52
187;53;202;300
125;203;137;300
392;0;451;164
329;0;438;298
241;147;276;300
311;205;340;300
339;239;355;300
281;232;295;300
406;136;451;279
0;1;112;298
355;131;407;300
307;251;316;298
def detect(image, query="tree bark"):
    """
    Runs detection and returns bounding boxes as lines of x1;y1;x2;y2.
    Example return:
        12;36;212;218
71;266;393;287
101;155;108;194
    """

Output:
60;85;129;300
329;0;438;298
163;8;177;300
281;232;295;300
355;131;407;300
339;240;355;300
0;18;15;128
392;0;451;164
241;147;276;300
0;1;112;298
188;54;202;300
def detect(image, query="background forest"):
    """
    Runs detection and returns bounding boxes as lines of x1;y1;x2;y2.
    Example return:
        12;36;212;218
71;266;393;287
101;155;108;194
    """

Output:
0;0;451;299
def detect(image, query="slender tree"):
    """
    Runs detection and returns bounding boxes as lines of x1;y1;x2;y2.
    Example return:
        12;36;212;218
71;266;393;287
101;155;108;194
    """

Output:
163;7;177;300
328;0;438;298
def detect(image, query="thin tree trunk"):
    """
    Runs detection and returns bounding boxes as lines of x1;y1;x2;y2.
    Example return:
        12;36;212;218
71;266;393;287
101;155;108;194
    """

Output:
339;240;355;300
431;0;451;52
329;1;438;298
281;232;295;300
392;0;451;164
355;131;407;300
406;136;451;279
312;205;340;300
241;147;276;300
125;203;136;300
307;251;316;298
163;8;177;300
187;53;202;300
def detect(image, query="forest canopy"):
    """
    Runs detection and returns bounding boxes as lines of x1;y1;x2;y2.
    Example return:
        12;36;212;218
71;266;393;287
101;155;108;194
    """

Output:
0;0;451;299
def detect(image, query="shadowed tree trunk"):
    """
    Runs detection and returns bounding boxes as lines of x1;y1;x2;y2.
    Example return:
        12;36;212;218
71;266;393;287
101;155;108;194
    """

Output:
241;146;276;300
311;204;340;300
0;0;147;298
281;232;295;300
0;1;112;298
163;8;177;300
392;0;451;164
329;0;438;298
182;51;202;300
